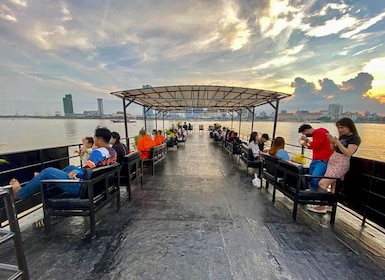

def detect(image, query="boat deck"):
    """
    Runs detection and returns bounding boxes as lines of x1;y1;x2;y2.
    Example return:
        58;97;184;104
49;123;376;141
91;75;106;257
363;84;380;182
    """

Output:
1;132;385;279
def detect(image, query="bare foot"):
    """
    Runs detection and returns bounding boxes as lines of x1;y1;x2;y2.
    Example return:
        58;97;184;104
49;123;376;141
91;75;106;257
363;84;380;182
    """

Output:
9;178;21;199
34;172;39;177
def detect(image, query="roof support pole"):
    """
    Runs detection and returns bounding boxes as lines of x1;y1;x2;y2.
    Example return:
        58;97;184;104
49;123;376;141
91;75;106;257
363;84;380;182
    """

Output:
231;112;234;129
272;100;280;140
238;110;242;137
143;105;147;132
163;111;165;130
251;106;255;133
123;98;129;148
123;99;135;148
155;109;158;130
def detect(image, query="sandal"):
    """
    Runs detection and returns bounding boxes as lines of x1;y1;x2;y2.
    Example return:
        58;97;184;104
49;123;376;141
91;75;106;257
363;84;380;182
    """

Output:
32;218;59;229
32;219;45;229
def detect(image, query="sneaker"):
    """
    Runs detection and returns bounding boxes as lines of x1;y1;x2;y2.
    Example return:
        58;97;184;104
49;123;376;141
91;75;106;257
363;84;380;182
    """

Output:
307;205;327;214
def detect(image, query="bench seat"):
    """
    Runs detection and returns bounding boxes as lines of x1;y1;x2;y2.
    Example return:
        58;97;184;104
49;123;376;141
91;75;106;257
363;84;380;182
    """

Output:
121;151;143;200
143;143;167;175
41;162;121;238
274;159;341;223
240;144;262;177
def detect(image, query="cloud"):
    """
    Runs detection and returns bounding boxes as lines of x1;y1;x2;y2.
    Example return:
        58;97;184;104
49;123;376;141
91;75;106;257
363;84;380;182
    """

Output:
286;73;383;113
0;3;17;22
304;14;357;37
1;0;385;116
9;0;27;7
341;10;385;39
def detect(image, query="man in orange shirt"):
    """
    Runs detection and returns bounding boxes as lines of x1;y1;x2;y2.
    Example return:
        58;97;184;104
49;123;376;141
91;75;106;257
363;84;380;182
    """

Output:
154;130;166;146
137;129;155;159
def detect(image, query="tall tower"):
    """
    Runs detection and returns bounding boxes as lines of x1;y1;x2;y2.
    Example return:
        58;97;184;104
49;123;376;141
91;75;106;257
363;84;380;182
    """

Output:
63;94;74;115
97;98;104;116
328;104;343;120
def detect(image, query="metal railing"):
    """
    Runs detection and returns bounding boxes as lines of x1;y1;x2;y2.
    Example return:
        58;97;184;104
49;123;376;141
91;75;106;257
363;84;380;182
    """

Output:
1;137;384;234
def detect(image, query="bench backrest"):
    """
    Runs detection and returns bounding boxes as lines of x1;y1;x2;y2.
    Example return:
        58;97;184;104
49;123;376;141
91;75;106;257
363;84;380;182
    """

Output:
277;159;307;191
149;143;167;158
263;154;280;175
121;151;140;175
78;162;120;199
241;144;255;161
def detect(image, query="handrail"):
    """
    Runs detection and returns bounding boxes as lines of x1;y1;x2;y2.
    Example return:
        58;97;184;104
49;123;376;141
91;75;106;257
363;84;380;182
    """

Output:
1;139;384;234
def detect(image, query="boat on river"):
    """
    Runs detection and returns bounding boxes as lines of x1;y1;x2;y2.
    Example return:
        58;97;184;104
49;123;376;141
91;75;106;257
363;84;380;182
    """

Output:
110;119;136;123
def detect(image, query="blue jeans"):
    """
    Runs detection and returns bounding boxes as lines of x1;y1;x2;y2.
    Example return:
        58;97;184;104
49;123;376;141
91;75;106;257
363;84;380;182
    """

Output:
18;165;80;200
308;160;328;191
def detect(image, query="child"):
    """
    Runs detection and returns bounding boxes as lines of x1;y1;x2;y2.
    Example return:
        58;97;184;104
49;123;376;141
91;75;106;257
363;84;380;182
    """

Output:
75;137;94;165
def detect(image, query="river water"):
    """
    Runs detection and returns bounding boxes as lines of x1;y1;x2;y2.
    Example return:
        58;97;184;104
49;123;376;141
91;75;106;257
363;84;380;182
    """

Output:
0;118;383;162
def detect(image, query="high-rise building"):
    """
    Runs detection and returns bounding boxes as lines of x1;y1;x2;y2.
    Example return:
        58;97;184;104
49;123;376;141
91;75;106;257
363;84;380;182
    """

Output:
63;94;74;115
328;104;343;119
97;98;104;116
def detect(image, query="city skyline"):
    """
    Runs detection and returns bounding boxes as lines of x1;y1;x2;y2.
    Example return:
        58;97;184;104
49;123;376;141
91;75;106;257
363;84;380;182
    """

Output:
1;1;385;116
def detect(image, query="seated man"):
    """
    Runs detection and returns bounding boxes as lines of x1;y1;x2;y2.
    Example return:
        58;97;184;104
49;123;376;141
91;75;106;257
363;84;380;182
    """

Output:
137;129;155;159
10;127;117;200
258;133;270;152
154;130;166;146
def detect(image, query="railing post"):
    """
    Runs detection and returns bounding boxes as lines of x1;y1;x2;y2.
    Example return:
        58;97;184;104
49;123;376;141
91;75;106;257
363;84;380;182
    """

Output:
2;186;29;279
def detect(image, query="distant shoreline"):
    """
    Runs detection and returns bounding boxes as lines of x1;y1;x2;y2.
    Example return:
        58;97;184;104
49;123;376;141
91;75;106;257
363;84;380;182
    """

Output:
0;115;384;124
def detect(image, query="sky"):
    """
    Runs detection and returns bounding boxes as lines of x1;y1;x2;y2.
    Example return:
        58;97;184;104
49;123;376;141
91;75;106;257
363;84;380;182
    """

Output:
1;0;385;116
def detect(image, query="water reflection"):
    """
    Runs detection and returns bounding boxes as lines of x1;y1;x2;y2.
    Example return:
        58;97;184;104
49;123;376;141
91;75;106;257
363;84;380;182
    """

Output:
64;119;77;143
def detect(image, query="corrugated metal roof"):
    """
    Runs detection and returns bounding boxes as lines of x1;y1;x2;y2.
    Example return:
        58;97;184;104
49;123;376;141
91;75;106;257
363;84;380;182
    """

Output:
110;85;291;111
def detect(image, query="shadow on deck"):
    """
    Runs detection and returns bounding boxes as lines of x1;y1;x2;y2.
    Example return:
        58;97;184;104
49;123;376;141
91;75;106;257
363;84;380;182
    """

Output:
1;132;384;280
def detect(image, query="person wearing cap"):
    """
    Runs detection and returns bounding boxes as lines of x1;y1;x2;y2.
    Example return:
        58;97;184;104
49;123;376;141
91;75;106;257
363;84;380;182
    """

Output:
258;133;270;152
298;124;333;192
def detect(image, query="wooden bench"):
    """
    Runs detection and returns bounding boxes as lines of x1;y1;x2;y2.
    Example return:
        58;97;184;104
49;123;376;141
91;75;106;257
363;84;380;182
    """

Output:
240;144;262;177
120;151;143;200
143;143;167;175
40;162;121;238
273;159;341;223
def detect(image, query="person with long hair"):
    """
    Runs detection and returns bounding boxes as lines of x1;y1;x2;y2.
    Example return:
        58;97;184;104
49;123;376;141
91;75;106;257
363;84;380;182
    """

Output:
248;132;260;159
110;132;128;164
309;118;361;213
268;137;290;160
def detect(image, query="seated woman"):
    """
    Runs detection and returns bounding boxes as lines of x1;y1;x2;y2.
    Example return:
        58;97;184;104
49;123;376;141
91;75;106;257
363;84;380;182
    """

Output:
110;132;128;164
268;137;290;160
247;132;260;160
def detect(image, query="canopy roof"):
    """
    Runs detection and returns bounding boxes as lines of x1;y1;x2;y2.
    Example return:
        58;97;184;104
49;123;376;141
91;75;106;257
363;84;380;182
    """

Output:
110;85;290;111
